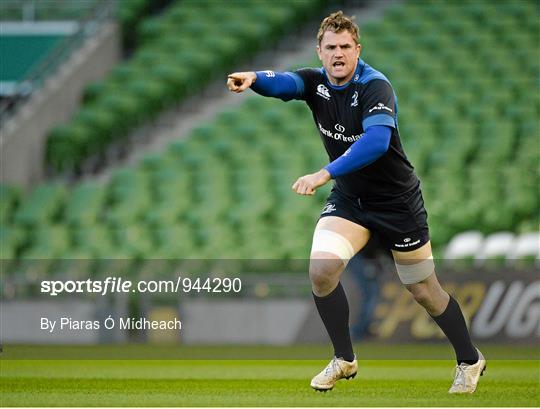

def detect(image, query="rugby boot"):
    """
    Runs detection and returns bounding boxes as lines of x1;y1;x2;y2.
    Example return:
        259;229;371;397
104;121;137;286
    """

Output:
310;356;357;391
449;349;486;394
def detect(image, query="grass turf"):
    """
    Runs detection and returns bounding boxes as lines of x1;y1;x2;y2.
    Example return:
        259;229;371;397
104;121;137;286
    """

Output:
1;345;539;407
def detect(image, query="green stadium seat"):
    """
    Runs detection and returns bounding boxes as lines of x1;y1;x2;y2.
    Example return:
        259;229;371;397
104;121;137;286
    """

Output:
0;185;21;224
113;225;154;258
73;225;115;258
127;79;169;116
100;92;145;133
30;224;71;257
82;80;117;104
64;182;106;227
45;123;93;173
145;200;184;227
0;224;25;260
150;64;189;101
13;184;66;227
154;223;196;258
73;107;117;151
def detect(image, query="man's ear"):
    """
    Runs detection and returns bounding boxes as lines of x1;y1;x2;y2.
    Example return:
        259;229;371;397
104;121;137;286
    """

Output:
316;45;322;61
357;43;362;58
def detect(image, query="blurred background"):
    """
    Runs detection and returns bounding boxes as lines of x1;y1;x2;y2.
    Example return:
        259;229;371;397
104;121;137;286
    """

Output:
0;0;538;349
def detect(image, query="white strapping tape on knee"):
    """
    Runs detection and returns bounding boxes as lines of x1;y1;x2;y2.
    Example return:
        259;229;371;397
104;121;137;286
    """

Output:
311;229;355;262
395;256;435;284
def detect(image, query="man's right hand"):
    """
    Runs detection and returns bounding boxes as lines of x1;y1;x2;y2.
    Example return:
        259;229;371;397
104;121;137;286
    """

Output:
227;72;257;93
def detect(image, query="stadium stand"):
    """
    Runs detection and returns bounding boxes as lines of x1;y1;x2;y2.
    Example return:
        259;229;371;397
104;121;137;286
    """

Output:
44;0;324;174
1;1;538;278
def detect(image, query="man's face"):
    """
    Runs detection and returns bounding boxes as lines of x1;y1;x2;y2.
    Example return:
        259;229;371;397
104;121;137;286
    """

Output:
317;30;361;86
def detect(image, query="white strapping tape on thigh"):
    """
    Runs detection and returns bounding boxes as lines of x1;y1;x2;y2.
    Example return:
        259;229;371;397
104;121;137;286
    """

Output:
395;256;435;284
311;229;355;262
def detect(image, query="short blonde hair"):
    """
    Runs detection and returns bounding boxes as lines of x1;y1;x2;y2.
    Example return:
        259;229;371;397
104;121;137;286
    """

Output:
317;11;360;45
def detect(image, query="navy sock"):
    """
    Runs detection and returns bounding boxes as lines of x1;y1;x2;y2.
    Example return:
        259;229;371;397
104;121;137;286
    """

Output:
313;282;355;362
432;296;479;365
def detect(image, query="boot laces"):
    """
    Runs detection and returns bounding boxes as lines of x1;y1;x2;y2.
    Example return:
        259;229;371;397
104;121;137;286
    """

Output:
324;358;340;376
453;364;468;388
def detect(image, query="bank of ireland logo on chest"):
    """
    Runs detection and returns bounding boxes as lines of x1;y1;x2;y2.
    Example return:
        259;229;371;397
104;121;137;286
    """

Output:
334;123;345;133
317;84;330;99
318;122;361;142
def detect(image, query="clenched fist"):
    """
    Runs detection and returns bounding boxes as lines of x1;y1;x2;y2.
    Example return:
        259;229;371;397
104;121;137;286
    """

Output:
292;169;332;196
227;72;257;93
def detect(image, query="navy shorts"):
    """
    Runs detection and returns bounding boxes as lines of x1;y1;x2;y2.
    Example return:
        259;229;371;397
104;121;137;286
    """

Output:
319;184;430;252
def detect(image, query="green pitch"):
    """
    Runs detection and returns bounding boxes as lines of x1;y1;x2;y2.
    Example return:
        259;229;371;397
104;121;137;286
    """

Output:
1;344;539;407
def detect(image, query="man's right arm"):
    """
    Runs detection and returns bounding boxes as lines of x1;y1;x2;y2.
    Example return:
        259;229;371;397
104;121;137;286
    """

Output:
227;70;304;101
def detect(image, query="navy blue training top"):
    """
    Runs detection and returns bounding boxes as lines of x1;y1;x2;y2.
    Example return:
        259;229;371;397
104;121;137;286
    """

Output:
253;59;419;201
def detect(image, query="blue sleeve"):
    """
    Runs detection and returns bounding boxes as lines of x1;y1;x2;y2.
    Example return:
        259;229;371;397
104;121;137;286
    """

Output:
250;70;304;101
324;125;392;178
362;113;395;129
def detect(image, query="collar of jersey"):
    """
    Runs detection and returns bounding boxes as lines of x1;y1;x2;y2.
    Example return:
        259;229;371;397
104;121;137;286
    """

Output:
321;59;365;90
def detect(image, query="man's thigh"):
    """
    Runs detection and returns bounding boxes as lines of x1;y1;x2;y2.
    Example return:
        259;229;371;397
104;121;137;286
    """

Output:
313;216;371;258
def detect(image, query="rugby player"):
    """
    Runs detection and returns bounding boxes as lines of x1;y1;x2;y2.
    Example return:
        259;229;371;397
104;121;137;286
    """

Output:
227;11;486;393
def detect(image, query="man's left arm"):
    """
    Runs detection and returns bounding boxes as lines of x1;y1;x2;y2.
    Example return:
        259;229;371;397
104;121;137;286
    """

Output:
292;79;397;195
325;125;392;178
291;125;392;195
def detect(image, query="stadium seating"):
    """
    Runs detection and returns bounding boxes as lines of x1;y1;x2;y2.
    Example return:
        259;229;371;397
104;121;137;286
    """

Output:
445;231;540;268
444;231;484;261
508;233;540;266
2;1;539;278
45;0;324;174
475;232;516;266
